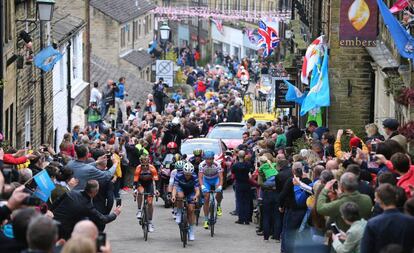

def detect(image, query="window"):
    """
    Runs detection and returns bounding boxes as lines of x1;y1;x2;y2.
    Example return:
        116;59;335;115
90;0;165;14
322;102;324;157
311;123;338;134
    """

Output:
121;26;126;48
59;47;65;91
4;0;12;43
127;24;130;42
72;36;78;80
144;16;149;35
24;106;31;144
133;20;138;40
138;19;142;38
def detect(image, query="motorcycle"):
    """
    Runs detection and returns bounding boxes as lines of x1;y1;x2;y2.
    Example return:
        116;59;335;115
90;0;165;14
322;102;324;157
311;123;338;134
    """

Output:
158;153;175;208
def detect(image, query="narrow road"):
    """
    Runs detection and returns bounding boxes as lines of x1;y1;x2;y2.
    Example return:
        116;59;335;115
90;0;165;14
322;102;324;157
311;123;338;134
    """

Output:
106;187;280;253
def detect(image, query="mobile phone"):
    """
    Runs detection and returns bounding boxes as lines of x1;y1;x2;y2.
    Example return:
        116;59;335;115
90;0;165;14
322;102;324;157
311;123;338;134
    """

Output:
371;143;378;153
106;153;112;160
351;147;357;157
116;198;122;207
330;223;341;235
333;181;338;191
96;232;106;252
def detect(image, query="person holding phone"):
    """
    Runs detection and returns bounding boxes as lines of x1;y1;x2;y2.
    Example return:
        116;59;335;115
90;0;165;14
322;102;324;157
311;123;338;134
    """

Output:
331;202;367;253
334;129;369;160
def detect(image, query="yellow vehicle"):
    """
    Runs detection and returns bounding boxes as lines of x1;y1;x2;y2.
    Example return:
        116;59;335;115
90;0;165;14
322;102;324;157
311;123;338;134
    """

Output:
242;113;278;123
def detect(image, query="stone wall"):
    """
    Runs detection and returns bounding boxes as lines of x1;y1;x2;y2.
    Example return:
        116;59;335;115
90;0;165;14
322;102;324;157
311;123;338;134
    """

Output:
325;0;374;132
15;1;54;147
90;7;120;67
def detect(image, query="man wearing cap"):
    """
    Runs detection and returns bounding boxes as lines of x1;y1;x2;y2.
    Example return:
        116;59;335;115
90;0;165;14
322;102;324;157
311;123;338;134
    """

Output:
383;118;407;149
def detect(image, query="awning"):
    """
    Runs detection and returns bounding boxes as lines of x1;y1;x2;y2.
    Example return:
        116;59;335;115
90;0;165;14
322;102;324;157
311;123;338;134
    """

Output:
366;41;399;70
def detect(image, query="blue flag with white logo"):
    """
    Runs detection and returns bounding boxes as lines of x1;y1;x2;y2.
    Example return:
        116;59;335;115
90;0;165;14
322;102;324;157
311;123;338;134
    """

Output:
33;170;55;202
34;46;63;72
377;0;414;59
284;80;306;105
300;47;330;116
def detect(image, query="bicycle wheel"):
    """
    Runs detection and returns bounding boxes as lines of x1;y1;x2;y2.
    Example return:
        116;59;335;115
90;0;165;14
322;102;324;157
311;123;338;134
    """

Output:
209;197;215;237
195;208;200;226
182;210;188;248
143;206;148;241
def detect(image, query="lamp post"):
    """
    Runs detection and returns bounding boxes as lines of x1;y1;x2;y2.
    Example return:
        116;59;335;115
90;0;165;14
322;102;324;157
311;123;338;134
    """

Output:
35;0;55;144
159;22;170;60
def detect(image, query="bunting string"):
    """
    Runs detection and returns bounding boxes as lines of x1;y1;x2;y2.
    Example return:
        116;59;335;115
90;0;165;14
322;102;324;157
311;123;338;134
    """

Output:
151;7;291;22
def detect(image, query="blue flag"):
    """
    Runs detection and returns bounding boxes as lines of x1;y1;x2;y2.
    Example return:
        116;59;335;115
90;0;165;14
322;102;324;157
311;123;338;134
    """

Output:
300;47;330;116
34;46;63;72
377;0;414;59
33;170;55;202
284;80;306;105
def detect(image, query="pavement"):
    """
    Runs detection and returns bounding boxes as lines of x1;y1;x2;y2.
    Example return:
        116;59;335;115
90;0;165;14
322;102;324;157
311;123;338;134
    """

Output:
106;187;281;253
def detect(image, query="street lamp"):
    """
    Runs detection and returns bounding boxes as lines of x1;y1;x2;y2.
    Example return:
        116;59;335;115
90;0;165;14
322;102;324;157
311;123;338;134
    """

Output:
37;0;55;22
159;22;170;60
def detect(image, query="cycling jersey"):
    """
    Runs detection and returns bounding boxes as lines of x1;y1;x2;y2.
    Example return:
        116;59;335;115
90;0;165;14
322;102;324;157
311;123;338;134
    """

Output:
169;169;178;187
199;161;222;179
134;164;159;183
174;172;199;194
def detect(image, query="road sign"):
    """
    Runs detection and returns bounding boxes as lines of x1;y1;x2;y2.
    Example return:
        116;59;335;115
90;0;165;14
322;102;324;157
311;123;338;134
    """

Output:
156;60;174;87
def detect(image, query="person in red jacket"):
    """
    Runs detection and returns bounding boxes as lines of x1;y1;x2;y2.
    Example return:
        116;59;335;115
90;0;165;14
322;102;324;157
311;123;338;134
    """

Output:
390;152;414;198
196;78;206;98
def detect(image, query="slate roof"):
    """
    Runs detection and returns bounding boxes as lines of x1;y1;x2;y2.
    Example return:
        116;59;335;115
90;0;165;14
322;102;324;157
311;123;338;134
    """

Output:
122;50;154;69
366;41;399;70
52;10;85;44
91;54;153;104
90;0;157;24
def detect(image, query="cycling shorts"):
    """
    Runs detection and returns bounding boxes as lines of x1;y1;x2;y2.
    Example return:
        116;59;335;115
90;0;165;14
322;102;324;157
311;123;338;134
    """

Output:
176;186;196;204
202;177;220;193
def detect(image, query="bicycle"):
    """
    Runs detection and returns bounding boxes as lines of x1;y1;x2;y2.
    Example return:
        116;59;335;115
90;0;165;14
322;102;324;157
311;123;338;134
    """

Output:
208;190;218;237
176;199;189;248
134;192;152;241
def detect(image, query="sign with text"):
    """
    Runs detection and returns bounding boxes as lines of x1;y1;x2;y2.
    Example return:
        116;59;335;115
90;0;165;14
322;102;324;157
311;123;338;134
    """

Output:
339;0;378;47
275;78;295;108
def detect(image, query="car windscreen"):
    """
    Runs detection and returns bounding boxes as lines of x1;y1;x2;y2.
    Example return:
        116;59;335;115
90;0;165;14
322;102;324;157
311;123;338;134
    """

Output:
181;141;221;156
207;127;245;139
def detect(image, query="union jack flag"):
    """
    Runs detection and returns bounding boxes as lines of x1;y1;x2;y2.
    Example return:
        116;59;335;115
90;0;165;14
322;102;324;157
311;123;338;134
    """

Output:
244;28;258;44
211;18;224;34
257;20;280;58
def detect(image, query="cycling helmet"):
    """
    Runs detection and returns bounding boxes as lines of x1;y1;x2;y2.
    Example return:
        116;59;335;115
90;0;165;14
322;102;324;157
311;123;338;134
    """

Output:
175;160;186;171
203;150;215;159
174;153;182;162
140;155;149;164
183;163;195;174
167;142;178;149
193;149;203;157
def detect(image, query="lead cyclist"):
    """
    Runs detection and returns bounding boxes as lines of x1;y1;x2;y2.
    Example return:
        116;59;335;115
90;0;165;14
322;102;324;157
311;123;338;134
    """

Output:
198;150;223;229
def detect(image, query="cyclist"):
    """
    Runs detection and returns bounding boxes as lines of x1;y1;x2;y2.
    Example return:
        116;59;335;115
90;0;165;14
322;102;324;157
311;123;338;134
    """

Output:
198;150;223;229
133;155;159;232
169;160;187;219
172;162;200;241
189;149;203;174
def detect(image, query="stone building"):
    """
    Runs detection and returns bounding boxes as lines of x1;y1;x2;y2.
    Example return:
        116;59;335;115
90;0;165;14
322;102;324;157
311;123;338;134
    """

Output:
289;0;413;133
1;0;54;148
89;0;156;82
